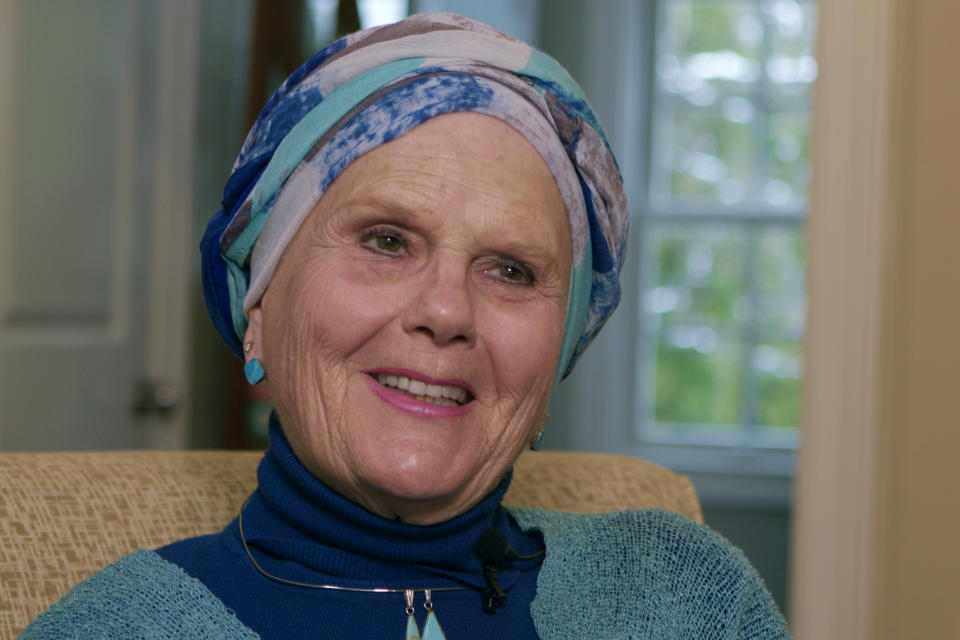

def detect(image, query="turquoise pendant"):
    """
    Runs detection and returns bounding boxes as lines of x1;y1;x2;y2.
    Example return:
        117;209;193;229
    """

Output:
422;610;447;640
406;613;421;640
403;590;447;640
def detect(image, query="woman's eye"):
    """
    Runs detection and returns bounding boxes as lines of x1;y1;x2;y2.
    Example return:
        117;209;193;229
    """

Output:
361;229;406;255
491;261;535;286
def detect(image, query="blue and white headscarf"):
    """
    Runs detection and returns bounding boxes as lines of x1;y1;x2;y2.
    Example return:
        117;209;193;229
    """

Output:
201;13;628;381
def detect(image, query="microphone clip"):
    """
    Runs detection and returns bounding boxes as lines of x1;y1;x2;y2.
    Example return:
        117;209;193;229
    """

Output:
480;560;508;613
474;528;511;614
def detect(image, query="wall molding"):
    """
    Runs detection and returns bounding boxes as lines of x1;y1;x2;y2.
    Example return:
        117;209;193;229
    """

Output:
0;0;17;338
790;0;900;637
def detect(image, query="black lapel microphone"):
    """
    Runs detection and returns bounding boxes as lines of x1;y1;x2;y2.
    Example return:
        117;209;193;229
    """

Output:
473;528;545;613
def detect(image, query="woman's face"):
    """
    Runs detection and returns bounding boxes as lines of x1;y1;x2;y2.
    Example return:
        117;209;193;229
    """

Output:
246;113;571;524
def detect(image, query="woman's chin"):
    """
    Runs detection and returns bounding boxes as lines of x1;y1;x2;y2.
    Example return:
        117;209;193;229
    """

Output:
356;448;490;520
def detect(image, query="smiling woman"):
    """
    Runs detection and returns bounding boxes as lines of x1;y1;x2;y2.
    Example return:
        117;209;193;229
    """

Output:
247;114;571;524
19;12;790;640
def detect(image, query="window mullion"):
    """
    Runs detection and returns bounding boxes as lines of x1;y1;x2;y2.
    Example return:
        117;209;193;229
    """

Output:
741;225;761;439
633;0;661;445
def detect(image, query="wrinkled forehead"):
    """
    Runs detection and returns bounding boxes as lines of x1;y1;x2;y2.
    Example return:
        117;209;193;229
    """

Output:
311;112;571;241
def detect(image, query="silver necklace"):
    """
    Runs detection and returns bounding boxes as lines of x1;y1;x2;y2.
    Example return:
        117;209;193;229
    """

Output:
237;498;467;639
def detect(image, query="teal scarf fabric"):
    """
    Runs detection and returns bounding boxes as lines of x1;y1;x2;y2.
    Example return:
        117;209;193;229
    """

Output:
20;509;790;639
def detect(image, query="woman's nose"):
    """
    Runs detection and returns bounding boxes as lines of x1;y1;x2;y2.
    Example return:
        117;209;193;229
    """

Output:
402;259;476;346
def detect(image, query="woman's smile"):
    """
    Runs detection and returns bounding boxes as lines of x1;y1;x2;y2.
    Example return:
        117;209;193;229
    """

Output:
370;370;474;406
365;368;476;418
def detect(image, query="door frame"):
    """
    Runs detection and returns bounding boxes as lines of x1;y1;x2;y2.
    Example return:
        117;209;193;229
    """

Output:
142;0;201;449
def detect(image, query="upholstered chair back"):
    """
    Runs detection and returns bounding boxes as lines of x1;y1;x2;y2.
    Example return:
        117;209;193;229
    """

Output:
0;449;701;637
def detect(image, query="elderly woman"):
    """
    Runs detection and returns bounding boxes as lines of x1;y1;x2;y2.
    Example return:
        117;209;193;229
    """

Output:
21;14;789;640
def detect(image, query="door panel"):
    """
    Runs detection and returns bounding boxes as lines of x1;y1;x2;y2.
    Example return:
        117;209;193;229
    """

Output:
0;0;195;450
9;2;133;332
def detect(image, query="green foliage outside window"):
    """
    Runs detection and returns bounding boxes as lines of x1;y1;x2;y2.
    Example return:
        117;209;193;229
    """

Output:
640;0;815;443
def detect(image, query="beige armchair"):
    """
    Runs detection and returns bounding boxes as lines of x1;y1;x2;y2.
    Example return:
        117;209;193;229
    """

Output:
0;449;701;637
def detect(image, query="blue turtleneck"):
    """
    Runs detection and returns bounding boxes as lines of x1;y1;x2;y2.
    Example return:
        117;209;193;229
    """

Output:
156;419;544;639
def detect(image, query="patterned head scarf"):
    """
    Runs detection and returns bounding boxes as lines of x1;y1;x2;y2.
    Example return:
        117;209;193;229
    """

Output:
201;13;628;381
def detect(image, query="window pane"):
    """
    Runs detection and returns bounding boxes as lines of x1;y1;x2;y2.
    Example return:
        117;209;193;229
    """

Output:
754;341;802;427
645;225;747;326
657;1;762;82
756;226;805;336
764;110;812;207
653;1;764;208
650;0;816;212
764;0;818;102
358;0;408;28
653;334;742;425
650;106;756;206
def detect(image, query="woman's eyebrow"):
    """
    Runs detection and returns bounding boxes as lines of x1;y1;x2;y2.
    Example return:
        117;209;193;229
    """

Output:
486;238;559;265
336;192;436;220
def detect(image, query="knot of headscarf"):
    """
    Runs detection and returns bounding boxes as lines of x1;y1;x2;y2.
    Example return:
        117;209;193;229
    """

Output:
201;12;628;381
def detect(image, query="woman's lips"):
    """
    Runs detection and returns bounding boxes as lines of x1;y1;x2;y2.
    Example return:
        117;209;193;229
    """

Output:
364;369;475;418
373;373;470;406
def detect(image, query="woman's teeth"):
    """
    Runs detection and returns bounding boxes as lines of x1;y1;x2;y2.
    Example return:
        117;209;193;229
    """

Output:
373;374;471;406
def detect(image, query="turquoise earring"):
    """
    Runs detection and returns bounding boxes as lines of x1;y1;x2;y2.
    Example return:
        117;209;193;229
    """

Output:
243;342;265;385
530;430;545;451
244;359;265;385
530;412;549;451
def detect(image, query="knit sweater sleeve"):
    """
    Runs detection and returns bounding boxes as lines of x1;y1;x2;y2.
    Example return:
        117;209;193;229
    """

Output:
17;550;260;640
508;507;791;640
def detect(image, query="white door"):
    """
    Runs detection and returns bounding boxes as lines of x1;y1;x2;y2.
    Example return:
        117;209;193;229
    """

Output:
0;0;198;450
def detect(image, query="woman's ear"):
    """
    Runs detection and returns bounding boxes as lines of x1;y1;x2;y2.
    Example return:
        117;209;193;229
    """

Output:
243;305;264;361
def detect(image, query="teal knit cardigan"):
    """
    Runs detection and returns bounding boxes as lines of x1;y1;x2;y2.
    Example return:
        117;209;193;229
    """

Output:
19;509;791;639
